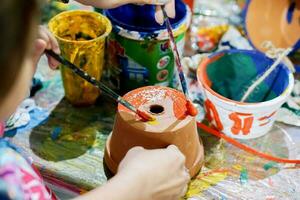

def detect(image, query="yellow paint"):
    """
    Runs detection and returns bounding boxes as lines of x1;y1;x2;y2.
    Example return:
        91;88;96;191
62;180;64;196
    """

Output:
173;24;187;37
232;164;243;171
243;154;257;162
48;10;112;106
147;119;159;125
185;168;228;198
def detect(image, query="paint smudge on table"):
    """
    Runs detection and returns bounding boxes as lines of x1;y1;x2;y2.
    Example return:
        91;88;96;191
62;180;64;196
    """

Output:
239;167;248;185
185;168;228;198
51;126;62;141
263;162;278;171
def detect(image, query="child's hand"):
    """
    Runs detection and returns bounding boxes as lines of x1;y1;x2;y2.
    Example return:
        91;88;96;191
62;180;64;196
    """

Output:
118;145;190;200
32;26;60;69
75;0;175;24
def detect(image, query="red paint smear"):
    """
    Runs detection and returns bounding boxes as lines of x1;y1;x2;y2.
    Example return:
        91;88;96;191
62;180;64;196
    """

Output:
197;121;300;164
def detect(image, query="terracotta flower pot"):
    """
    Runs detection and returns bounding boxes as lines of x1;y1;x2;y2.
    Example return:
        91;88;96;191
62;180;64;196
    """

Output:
104;86;204;178
245;0;300;52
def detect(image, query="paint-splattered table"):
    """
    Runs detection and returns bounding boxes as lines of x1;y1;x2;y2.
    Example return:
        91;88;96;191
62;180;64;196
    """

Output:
8;57;300;199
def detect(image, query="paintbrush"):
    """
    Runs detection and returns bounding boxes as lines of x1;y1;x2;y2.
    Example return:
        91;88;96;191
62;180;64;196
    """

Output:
161;6;198;116
45;49;155;121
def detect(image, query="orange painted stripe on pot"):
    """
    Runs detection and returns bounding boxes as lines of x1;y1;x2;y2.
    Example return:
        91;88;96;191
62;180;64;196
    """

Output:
204;99;224;131
259;121;270;127
235;112;253;116
198;57;212;87
258;111;276;121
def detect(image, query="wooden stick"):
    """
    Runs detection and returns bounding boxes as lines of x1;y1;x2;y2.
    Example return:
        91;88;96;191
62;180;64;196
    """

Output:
241;48;292;102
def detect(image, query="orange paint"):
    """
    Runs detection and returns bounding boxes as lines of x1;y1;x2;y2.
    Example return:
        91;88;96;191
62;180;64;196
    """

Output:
186;100;198;116
119;86;188;120
136;109;156;121
183;0;194;11
229;113;254;135
235;112;252;116
204;99;223;131
197;121;300;164
258;111;276;126
258;111;276;121
259;122;269;127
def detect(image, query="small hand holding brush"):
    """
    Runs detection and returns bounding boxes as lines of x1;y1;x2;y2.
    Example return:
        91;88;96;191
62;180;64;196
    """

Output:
161;5;198;117
45;50;155;122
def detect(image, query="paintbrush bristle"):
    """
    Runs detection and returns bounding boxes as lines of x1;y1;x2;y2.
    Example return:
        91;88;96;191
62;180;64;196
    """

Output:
137;109;156;121
186;100;198;117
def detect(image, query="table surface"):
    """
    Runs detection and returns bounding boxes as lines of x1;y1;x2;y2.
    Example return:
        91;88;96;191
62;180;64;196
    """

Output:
8;55;300;200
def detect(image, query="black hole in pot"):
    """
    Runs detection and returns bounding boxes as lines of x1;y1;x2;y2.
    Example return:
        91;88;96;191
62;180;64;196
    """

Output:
149;105;164;115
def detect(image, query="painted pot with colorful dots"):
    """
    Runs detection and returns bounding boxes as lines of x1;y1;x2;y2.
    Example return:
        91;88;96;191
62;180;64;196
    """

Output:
105;0;191;93
197;50;294;139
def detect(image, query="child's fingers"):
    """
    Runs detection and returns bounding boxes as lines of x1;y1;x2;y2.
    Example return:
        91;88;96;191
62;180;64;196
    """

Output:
44;28;61;54
33;38;60;70
38;26;60;54
154;0;175;25
32;39;47;68
155;6;164;25
134;0;171;5
165;0;175;19
38;27;51;49
46;55;60;69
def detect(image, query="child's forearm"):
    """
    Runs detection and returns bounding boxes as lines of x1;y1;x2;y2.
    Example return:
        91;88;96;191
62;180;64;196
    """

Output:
75;0;125;9
74;172;143;200
75;0;171;9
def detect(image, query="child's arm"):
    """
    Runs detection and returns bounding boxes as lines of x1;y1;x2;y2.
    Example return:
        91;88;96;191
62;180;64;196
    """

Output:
74;0;175;24
75;0;170;9
75;145;190;200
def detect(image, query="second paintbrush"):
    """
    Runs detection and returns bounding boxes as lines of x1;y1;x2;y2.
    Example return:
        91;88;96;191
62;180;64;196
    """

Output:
45;49;155;122
161;5;198;117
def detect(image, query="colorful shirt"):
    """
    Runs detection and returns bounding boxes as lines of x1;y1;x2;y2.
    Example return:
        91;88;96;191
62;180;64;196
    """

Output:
0;122;56;200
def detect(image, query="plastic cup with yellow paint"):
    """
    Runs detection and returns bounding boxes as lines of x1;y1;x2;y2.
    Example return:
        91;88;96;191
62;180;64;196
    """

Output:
49;10;112;106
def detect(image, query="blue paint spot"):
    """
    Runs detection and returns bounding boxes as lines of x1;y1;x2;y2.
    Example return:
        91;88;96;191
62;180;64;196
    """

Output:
287;2;296;24
221;41;237;49
51;127;62;141
221;195;227;200
240;168;248;185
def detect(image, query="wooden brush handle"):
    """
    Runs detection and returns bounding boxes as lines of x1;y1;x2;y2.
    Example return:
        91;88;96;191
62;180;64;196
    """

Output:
44;50;137;112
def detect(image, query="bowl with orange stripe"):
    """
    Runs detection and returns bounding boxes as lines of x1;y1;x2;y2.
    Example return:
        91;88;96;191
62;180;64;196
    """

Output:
197;49;294;139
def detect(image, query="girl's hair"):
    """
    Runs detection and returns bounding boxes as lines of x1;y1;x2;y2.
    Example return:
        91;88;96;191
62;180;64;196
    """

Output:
0;0;41;100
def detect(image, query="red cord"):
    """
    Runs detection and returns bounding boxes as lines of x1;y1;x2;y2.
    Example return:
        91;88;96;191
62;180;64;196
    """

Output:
196;121;300;164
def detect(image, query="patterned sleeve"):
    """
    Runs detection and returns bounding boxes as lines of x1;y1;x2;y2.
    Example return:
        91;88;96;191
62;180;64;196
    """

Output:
0;139;57;200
